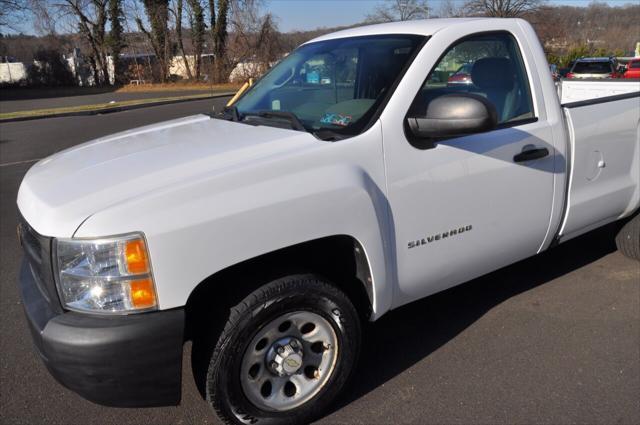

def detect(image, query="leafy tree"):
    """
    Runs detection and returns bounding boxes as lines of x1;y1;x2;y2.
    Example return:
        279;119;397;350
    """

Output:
564;44;590;67
546;52;561;66
592;47;608;57
612;48;624;58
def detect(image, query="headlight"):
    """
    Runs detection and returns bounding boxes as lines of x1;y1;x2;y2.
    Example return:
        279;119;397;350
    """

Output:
54;233;158;314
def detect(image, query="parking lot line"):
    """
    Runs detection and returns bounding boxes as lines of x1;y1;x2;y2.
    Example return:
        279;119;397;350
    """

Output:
0;158;41;168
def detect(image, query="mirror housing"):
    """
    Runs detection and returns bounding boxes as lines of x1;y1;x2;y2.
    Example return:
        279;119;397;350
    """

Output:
407;93;498;139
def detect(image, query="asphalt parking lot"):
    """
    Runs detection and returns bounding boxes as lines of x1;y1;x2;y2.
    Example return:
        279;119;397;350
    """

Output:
0;99;638;425
0;89;214;114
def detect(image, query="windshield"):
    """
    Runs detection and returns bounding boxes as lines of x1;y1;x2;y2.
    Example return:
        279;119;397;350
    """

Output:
572;61;612;74
231;34;425;138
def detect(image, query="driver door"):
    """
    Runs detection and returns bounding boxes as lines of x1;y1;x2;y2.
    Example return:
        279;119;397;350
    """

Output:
384;32;556;307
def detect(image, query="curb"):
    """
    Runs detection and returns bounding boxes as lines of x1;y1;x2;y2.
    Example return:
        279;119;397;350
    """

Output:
0;92;235;124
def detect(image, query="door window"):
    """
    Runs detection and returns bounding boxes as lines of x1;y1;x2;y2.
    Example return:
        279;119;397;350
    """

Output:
410;32;534;125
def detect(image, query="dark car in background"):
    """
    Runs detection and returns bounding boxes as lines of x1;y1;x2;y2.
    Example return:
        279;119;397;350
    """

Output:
566;57;617;79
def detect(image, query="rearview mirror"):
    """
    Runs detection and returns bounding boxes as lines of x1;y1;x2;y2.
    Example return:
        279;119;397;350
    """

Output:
407;93;498;139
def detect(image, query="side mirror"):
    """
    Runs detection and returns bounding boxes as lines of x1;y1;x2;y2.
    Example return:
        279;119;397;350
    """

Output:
407;93;498;139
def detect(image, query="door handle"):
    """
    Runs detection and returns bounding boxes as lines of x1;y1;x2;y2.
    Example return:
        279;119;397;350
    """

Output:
514;147;549;163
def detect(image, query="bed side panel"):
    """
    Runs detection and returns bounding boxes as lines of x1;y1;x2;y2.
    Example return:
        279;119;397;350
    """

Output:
558;95;640;241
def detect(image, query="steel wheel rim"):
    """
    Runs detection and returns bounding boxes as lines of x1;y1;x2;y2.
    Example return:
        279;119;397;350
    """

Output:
240;310;339;412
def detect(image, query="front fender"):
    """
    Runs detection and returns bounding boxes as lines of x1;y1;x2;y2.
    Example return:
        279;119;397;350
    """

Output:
75;124;394;319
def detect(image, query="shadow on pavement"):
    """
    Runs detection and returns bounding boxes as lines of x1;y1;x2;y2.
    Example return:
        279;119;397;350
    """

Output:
331;222;620;413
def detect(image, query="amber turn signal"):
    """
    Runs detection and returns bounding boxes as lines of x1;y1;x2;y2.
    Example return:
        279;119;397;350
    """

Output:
129;278;156;309
125;238;150;274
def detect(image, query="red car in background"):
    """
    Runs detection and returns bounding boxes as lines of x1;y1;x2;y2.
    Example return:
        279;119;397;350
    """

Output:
623;58;640;78
447;63;474;86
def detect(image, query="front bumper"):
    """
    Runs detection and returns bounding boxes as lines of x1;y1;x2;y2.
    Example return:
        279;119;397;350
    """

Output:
19;259;185;407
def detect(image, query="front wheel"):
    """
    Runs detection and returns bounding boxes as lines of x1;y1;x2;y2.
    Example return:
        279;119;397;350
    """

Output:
203;275;361;425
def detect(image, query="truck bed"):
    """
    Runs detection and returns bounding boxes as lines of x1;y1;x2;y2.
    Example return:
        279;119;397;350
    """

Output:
558;78;640;104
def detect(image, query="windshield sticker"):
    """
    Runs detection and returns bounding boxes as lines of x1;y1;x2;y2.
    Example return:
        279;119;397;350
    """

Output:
307;71;320;84
320;113;352;127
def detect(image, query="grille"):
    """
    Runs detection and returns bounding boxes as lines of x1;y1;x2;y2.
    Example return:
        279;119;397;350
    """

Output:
18;214;63;313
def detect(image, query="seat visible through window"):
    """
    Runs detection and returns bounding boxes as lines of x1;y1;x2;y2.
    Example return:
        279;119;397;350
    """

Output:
413;32;534;126
470;57;518;122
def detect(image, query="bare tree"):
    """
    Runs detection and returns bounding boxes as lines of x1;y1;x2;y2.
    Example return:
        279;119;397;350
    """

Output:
28;0;58;35
211;0;230;82
227;0;280;81
172;0;193;79
437;0;463;18
107;0;125;84
366;0;430;23
528;2;639;58
136;0;170;82
207;0;214;31
187;0;205;79
0;0;27;31
60;0;110;85
464;0;544;18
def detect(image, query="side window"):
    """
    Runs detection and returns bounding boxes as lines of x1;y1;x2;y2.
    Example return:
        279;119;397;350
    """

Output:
412;32;534;124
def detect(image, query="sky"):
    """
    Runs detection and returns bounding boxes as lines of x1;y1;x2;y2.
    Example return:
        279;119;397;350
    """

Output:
267;0;634;32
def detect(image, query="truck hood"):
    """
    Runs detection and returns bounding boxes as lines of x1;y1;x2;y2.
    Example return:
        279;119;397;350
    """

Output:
17;115;319;237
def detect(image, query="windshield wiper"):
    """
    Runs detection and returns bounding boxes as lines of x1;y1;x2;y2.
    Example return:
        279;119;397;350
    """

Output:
219;108;340;140
210;105;241;122
312;129;345;141
244;110;307;132
223;105;241;121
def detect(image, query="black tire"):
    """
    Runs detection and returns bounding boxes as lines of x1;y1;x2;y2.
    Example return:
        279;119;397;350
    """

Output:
202;274;361;425
616;214;640;261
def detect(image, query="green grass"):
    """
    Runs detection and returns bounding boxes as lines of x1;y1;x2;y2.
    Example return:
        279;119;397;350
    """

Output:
0;92;233;121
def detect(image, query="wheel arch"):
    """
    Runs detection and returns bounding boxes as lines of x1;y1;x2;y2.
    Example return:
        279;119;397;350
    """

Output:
184;234;375;342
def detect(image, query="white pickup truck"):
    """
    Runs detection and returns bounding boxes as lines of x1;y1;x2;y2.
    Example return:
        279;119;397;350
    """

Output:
17;18;639;425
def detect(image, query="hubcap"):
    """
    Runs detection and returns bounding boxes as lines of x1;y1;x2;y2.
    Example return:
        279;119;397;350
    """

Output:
266;337;304;376
240;311;339;412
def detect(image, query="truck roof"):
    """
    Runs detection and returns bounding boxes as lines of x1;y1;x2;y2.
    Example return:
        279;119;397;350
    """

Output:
306;18;518;44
